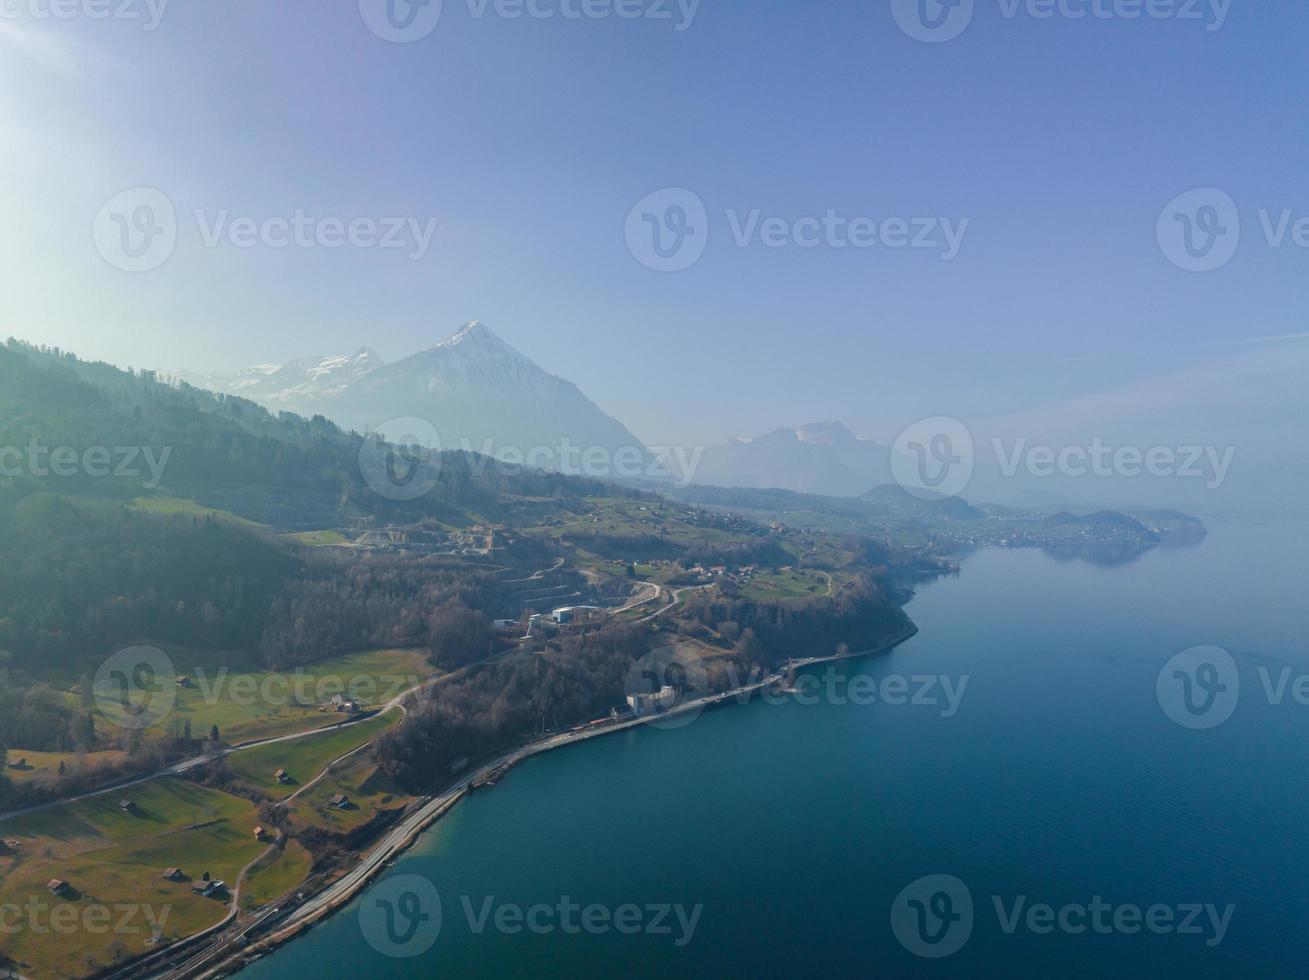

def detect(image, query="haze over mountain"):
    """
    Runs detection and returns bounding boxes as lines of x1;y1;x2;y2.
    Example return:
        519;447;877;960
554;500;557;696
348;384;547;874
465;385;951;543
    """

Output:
689;421;894;498
179;322;649;473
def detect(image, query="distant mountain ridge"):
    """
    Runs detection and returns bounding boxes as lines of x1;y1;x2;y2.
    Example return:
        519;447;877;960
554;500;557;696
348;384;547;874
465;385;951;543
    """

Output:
178;322;648;473
690;420;894;497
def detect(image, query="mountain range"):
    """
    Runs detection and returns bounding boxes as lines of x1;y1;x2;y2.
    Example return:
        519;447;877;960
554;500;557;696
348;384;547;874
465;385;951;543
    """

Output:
177;322;648;472
178;323;905;497
688;421;895;497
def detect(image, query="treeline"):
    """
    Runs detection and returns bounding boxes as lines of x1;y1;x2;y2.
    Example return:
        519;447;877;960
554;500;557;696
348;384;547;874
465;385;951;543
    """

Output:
0;494;295;667
375;625;652;789
259;556;500;669
2;340;640;518
372;576;910;792
682;573;907;668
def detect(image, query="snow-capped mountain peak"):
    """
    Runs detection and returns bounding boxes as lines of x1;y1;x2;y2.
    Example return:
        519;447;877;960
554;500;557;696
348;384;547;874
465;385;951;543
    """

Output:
173;323;648;473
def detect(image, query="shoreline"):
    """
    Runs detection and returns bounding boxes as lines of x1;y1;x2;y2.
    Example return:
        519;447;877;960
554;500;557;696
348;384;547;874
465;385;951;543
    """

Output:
154;617;920;979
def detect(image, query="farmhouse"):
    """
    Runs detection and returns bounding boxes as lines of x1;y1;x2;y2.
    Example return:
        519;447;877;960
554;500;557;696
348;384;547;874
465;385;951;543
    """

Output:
162;867;183;881
47;879;69;895
118;799;135;811
328;794;350;809
329;694;361;714
253;825;267;839
274;768;290;784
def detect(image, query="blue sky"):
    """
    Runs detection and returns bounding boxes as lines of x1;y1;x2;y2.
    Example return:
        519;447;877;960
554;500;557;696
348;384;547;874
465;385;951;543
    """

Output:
1;0;1306;459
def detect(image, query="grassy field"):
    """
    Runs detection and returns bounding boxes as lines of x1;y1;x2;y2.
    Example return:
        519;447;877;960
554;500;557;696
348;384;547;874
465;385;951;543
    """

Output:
0;778;267;979
287;754;416;836
240;839;313;912
281;530;350;547
128;495;264;528
738;568;833;602
89;646;433;747
527;498;744;552
4;750;129;785
226;712;400;800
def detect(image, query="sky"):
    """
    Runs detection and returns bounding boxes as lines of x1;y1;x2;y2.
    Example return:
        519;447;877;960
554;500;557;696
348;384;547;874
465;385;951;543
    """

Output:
1;0;1306;509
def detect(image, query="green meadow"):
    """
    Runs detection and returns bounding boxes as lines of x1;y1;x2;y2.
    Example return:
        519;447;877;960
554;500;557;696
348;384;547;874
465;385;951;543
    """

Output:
226;712;400;800
90;646;433;746
287;753;416;836
0;778;267;978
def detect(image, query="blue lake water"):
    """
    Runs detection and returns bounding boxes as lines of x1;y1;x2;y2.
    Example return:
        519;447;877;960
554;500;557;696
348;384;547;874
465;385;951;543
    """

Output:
240;517;1308;977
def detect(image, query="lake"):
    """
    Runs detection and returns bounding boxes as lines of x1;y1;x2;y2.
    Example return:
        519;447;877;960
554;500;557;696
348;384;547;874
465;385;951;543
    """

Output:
240;517;1309;978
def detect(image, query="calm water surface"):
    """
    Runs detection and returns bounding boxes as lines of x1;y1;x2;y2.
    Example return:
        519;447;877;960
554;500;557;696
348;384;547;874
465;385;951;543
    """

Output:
241;517;1308;978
